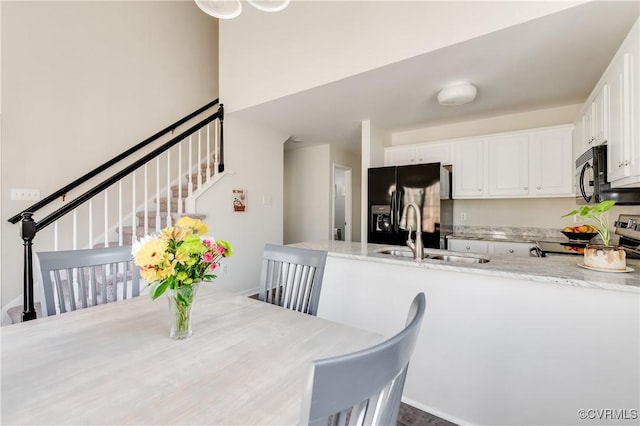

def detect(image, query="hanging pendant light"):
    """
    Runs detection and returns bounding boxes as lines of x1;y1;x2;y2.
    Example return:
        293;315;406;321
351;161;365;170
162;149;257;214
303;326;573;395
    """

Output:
195;0;242;20
247;0;291;12
195;0;289;19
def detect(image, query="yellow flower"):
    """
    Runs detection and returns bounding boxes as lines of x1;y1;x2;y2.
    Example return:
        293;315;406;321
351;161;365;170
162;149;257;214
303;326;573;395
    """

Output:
160;226;190;242
134;238;168;267
140;264;173;282
175;216;208;235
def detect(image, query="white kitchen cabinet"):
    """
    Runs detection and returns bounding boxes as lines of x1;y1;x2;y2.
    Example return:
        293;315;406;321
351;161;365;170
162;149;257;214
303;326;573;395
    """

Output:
448;238;535;257
490;241;535;257
607;19;639;188
385;142;452;166
454;126;573;199
575;84;608;153
487;134;530;196
385;147;417;166
572;115;585;160
453;139;485;198
531;127;574;196
448;238;489;254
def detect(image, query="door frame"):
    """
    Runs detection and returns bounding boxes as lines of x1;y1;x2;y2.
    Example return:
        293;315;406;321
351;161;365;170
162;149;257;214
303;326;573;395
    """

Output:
331;163;352;242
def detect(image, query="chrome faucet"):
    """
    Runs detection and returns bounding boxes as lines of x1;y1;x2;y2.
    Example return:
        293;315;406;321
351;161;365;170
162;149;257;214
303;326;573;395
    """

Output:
401;202;423;260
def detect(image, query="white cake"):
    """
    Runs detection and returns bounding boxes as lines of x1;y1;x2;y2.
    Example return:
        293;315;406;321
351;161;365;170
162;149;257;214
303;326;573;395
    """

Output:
583;245;627;270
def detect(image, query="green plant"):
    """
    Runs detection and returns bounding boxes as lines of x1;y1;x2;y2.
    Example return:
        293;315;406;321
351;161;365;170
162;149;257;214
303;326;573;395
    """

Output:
562;200;616;246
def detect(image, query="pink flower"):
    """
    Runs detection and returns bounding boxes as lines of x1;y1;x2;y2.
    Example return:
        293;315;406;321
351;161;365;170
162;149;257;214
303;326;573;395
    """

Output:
202;239;212;247
216;246;225;255
209;263;218;271
202;252;213;263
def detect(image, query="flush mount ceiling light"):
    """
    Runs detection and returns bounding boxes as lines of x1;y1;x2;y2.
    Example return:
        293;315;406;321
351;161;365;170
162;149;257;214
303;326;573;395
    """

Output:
195;0;290;19
437;82;477;106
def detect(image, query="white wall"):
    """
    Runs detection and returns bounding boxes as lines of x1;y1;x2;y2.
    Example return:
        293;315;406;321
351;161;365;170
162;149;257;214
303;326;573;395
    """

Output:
1;1;218;309
219;0;581;113
319;256;640;426
331;146;362;242
195;116;287;295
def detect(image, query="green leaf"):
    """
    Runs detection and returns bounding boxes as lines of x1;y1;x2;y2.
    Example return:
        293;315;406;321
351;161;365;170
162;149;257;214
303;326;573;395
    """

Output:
150;280;170;300
593;200;615;212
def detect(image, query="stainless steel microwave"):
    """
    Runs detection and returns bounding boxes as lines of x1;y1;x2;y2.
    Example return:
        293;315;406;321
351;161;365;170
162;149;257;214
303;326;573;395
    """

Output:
575;145;607;204
576;144;640;205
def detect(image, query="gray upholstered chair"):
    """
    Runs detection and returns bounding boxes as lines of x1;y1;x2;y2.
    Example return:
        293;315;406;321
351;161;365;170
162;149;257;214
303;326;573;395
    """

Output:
258;244;327;316
38;246;140;316
299;292;426;426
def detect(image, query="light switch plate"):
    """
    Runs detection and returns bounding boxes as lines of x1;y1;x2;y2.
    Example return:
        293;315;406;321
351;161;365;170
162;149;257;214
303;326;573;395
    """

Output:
11;188;41;201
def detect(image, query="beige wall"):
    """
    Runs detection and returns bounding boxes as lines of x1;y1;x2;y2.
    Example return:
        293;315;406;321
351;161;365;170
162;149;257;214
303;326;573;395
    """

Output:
284;144;331;244
284;143;363;245
1;1;218;310
219;1;581;113
330;145;362;243
195;116;287;295
392;104;583;146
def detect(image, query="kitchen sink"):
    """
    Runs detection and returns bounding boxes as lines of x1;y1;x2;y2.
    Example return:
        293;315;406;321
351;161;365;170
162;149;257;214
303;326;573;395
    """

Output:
374;247;489;264
375;249;428;259
426;254;489;264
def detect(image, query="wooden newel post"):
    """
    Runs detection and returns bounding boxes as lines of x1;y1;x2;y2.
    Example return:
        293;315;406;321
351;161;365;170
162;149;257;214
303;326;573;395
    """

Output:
20;212;37;322
218;103;225;173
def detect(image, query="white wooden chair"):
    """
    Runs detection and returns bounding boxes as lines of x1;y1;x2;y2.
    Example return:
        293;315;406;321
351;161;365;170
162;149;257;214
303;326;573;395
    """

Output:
38;246;140;316
258;244;327;316
299;292;426;426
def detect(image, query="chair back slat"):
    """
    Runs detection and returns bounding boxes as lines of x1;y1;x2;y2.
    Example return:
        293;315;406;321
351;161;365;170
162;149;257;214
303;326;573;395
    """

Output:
37;246;140;317
299;293;426;426
258;244;327;316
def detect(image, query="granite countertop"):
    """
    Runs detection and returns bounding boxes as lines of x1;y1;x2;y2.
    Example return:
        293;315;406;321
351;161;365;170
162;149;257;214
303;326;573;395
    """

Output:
290;241;640;294
445;225;607;244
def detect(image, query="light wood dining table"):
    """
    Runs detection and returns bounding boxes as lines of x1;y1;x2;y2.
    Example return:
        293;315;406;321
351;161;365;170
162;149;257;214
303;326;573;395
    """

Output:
1;286;383;425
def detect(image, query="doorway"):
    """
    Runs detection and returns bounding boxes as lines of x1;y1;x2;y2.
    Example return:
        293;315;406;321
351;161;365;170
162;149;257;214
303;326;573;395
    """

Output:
332;164;352;242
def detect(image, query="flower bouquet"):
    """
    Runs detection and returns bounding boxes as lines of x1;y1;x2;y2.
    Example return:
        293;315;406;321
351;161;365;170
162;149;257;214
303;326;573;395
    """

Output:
132;216;232;339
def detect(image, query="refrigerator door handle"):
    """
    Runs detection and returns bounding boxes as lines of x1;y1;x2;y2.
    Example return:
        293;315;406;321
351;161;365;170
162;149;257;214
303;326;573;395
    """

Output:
390;191;396;227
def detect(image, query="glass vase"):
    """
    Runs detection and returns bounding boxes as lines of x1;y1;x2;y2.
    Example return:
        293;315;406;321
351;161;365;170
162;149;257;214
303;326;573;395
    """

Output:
166;283;200;340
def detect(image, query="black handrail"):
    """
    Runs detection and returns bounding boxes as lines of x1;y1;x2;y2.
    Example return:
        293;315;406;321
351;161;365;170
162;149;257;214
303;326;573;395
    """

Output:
8;99;219;224
36;110;220;232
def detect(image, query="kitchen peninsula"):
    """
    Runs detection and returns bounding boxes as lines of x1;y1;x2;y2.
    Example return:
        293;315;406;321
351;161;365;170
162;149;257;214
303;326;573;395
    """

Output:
292;241;640;426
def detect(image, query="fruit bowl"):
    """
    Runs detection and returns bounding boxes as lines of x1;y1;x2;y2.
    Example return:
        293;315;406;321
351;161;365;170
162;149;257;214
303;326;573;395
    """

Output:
561;231;598;241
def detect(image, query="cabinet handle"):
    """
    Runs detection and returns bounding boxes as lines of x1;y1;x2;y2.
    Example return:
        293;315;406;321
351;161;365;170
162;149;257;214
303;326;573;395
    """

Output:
524;187;528;190
537;186;541;190
624;160;629;166
619;162;623;168
466;246;471;250
509;249;514;253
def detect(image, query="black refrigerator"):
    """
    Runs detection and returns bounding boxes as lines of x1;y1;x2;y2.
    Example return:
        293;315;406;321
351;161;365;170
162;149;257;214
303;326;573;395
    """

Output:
368;163;453;249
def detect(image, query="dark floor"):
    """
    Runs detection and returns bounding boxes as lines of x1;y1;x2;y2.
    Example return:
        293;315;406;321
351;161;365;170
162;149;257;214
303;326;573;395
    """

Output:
397;403;458;426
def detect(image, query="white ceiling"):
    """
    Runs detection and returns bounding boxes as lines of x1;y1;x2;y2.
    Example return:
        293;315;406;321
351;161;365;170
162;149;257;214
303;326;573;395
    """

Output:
230;1;640;152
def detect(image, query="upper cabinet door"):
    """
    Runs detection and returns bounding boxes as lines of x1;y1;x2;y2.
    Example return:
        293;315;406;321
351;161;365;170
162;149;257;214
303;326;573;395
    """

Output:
487;134;530;196
453;139;485;198
385;147;416;166
607;20;639;188
415;143;453;166
607;52;628;183
532;127;574;196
